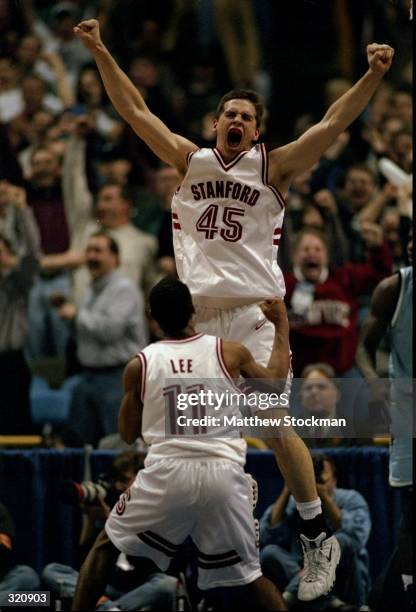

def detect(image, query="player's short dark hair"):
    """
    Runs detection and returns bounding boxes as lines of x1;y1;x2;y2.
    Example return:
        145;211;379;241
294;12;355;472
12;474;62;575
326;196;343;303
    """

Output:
215;89;264;128
149;276;194;336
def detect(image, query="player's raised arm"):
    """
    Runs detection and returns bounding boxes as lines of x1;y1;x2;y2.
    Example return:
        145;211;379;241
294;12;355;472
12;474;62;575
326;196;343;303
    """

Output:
118;357;143;444
268;43;394;193
74;20;197;173
223;299;290;381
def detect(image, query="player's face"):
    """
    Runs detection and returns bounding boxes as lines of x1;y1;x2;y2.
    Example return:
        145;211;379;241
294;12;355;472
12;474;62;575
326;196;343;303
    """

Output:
214;99;260;155
294;234;329;283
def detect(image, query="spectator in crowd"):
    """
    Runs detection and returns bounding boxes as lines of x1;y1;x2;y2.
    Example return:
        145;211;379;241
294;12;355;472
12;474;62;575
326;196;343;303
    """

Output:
260;454;371;611
15;34;74;106
24;138;92;359
292;363;351;446
282;187;350;271
181;57;223;146
0;124;23;184
118;54;178;186
73;65;122;144
71;182;158;305
337;164;380;263
53;232;148;447
9;74;65;140
0;57;22;124
42;450;177;610
285;224;392;376
25;0;92;90
0;0;28;57
0;182;40;435
17;109;55;178
0;502;40;592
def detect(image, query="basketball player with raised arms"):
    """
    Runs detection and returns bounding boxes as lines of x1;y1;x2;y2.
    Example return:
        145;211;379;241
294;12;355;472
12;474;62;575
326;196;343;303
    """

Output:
72;276;289;611
75;19;394;601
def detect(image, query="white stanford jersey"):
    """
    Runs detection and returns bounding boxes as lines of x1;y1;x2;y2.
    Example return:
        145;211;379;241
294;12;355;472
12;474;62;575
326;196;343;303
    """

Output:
137;333;246;466
172;144;286;301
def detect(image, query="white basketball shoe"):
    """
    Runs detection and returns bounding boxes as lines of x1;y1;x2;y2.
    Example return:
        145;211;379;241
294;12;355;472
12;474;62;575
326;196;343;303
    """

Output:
298;532;341;601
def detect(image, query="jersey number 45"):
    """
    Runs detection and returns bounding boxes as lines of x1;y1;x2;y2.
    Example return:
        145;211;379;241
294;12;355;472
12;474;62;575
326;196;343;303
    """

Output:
196;204;244;242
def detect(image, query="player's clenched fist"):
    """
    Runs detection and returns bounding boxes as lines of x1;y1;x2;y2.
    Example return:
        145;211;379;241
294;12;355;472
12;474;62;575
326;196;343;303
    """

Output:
260;298;289;326
74;19;102;52
367;43;394;75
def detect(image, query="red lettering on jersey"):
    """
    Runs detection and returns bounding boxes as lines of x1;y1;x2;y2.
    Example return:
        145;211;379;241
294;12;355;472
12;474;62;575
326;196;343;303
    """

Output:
232;183;242;199
215;180;224;198
170;359;193;373
206;181;215;198
191;185;201;200
198;182;207;198
248;189;260;206
240;185;251;203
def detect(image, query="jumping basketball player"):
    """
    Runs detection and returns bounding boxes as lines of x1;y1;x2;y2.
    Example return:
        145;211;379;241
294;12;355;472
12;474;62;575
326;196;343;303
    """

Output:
72;277;289;611
75;19;394;600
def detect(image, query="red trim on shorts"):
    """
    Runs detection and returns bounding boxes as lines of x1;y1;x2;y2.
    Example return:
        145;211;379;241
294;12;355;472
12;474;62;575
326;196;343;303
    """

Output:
136;352;147;402
260;142;285;210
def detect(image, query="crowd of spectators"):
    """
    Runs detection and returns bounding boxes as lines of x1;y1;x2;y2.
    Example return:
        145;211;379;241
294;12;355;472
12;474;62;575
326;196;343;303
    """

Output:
0;0;412;446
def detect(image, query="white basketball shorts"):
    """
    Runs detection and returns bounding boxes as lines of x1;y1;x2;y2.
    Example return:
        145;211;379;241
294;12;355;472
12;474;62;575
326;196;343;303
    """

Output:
194;302;275;366
105;458;262;590
194;302;292;394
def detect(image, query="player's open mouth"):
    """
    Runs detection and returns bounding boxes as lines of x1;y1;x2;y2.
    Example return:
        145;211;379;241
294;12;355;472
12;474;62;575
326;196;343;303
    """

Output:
227;128;243;148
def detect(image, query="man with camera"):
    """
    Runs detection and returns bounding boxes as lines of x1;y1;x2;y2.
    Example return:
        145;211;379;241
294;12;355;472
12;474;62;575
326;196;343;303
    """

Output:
259;454;371;611
42;450;177;611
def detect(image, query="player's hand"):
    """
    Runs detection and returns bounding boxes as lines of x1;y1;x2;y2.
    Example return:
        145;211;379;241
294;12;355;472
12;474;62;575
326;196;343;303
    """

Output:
74;19;103;52
260;298;289;326
367;43;394;76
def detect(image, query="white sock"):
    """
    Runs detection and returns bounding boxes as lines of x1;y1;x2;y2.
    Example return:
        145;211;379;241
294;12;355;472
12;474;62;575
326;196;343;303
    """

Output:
296;497;322;520
402;574;413;590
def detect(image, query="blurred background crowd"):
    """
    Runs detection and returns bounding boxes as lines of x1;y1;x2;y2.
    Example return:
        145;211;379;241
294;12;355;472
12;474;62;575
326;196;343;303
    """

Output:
0;0;413;447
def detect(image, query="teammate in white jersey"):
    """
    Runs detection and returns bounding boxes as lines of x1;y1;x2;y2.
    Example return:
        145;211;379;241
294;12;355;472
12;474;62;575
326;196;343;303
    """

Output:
72;276;290;611
75;20;394;601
